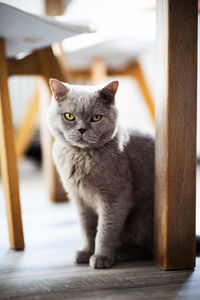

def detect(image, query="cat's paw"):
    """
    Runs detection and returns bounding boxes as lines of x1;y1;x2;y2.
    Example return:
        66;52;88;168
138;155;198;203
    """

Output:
89;254;114;269
75;250;92;264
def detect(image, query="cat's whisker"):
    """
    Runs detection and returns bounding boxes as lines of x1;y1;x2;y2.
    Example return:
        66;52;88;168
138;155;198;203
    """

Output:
85;137;99;143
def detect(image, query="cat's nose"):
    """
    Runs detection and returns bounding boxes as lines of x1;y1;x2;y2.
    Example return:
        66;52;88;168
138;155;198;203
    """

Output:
78;128;87;134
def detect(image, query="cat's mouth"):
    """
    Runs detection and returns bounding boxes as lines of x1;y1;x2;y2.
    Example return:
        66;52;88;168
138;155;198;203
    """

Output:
76;135;98;147
65;132;99;148
76;135;90;146
78;135;86;142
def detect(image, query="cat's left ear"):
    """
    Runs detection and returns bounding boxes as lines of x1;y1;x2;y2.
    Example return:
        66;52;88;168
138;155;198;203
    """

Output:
99;80;119;105
49;78;69;101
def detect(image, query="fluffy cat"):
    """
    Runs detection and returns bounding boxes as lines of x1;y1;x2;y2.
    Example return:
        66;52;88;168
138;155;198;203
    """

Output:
47;78;155;269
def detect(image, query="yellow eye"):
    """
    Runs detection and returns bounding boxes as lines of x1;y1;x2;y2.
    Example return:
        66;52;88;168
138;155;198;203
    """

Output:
91;115;102;122
64;113;75;121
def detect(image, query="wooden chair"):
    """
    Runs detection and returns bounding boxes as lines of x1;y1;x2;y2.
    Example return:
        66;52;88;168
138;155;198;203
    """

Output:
0;3;91;249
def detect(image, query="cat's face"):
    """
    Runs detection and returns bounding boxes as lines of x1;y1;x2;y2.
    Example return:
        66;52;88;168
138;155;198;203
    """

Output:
47;79;119;148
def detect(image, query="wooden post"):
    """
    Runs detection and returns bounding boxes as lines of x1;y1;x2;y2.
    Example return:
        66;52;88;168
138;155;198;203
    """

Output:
15;82;39;160
35;47;68;202
0;38;24;249
154;0;197;269
45;0;65;16
91;58;107;85
132;61;155;124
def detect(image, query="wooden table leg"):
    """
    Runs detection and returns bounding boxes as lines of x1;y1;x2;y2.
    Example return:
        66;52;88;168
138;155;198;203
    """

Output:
154;0;197;270
0;38;24;249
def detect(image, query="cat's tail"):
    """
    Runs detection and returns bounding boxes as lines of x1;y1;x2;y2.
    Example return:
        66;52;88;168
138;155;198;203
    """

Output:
196;235;200;253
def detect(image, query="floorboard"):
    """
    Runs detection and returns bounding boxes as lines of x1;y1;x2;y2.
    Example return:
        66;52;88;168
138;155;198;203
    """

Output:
0;164;200;299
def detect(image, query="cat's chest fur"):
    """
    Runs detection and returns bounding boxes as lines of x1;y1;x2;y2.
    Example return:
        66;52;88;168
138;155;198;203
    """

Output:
52;139;132;212
53;141;112;209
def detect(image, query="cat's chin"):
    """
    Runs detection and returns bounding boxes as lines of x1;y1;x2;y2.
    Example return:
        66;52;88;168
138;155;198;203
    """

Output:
65;135;115;149
66;138;94;149
69;138;102;149
74;141;91;148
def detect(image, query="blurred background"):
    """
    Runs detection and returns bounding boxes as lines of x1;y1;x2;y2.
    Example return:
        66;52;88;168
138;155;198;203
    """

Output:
0;0;156;169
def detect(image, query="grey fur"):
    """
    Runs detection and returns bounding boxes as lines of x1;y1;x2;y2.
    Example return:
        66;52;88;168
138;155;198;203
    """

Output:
47;79;154;269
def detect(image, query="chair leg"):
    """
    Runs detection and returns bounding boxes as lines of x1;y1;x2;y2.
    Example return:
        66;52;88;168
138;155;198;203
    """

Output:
154;0;197;270
39;79;67;202
15;81;39;160
34;47;68;202
0;38;24;249
91;58;107;84
132;60;155;124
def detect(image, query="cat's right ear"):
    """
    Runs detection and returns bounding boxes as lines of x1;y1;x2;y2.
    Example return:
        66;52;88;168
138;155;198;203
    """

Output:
99;80;119;105
49;78;68;101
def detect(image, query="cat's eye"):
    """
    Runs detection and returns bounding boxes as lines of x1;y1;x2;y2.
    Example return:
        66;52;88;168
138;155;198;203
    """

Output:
64;113;75;121
91;115;102;122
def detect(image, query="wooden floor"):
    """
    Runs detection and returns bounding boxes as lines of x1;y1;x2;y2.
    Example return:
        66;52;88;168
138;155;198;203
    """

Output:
0;163;200;300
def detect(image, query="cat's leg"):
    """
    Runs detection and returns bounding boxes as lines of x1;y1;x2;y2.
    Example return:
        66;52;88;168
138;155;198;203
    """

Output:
75;201;97;264
90;202;129;269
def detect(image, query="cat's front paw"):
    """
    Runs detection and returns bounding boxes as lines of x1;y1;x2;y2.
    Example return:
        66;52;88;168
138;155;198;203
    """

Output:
89;254;114;269
75;250;92;264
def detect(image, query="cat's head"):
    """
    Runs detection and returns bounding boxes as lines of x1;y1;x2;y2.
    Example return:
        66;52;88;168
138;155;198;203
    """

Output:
47;79;119;148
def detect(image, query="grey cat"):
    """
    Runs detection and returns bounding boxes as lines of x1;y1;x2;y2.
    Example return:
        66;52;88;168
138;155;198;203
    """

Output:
47;79;154;269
